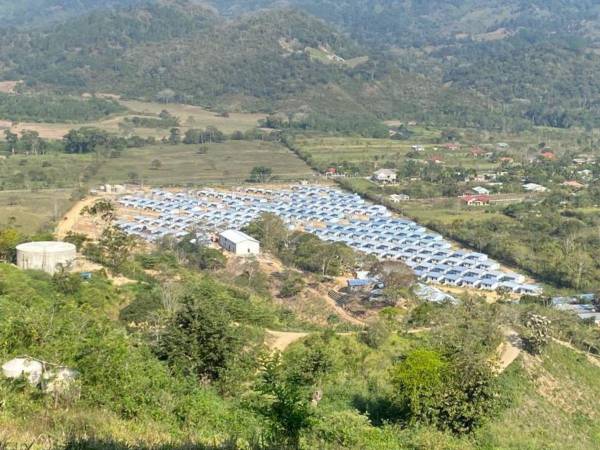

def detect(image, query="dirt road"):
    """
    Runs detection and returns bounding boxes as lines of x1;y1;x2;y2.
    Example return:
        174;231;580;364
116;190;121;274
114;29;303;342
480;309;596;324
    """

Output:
55;195;100;239
265;330;310;352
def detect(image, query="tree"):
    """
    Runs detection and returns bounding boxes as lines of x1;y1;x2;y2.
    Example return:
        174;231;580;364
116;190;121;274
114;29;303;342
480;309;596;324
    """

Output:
168;127;181;145
360;319;390;349
81;199;116;223
522;313;551;355
63;128;109;153
243;213;289;254
279;270;306;298
96;226;135;269
0;228;23;262
256;355;315;449
20;130;44;155
155;89;175;104
391;348;447;424
159;295;249;382
249;166;273;183
369;260;416;302
3;130;18;154
196;247;226;271
150;159;162;170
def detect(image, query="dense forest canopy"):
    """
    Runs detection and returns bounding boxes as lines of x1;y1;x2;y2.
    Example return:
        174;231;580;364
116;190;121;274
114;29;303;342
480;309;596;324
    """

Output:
1;0;600;131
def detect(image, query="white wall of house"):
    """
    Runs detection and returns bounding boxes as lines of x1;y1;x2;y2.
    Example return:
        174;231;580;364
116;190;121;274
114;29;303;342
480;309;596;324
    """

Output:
218;233;260;256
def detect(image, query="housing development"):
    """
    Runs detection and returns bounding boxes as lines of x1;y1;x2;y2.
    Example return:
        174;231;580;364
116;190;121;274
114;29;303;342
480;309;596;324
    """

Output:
117;185;540;295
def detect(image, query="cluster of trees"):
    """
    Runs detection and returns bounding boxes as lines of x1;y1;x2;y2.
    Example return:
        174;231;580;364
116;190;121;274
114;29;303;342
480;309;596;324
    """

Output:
0;93;125;123
3;129;49;155
122;110;179;129
62;127;155;153
244;213;357;276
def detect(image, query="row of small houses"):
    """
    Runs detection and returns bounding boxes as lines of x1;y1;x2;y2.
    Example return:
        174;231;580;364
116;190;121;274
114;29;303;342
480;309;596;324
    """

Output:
116;185;540;295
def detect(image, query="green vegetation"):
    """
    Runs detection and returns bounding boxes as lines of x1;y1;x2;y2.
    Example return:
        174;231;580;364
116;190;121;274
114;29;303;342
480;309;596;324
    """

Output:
0;93;125;123
1;223;600;448
0;189;75;233
90;141;312;186
244;213;357;276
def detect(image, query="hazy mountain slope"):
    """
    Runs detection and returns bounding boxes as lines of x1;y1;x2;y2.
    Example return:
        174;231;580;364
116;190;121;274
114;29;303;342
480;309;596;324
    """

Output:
2;0;600;130
0;0;144;28
209;0;600;46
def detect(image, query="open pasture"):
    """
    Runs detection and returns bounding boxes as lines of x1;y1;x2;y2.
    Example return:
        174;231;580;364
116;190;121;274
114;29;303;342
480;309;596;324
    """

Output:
0;153;94;190
91;141;314;186
0;189;74;233
3;98;266;140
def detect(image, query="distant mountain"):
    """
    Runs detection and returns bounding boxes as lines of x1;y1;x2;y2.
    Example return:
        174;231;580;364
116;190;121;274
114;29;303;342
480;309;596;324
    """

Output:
209;0;600;46
2;0;600;131
0;0;143;28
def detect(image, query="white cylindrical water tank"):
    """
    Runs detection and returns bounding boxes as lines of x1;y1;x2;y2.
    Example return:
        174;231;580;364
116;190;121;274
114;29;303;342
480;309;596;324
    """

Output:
16;241;77;274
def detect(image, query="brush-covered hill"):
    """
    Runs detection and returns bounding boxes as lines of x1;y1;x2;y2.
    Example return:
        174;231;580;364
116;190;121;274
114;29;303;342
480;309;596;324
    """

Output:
2;0;600;131
0;0;143;28
210;0;600;128
0;0;506;135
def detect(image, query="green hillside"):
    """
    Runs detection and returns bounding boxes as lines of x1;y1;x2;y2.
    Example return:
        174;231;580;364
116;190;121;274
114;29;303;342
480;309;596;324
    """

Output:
2;258;600;449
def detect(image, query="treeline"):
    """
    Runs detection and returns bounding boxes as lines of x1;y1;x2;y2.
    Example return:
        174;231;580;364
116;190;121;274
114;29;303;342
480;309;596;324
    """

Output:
122;110;180;129
262;111;389;138
0;93;125;123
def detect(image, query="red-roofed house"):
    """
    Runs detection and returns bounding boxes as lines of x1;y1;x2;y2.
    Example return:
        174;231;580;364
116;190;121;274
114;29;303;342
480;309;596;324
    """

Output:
470;147;485;157
460;194;491;206
562;180;584;189
444;143;460;151
540;151;556;161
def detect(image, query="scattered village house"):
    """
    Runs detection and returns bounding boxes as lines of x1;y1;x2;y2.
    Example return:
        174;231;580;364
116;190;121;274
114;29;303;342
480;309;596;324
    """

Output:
372;169;397;183
562;180;585;189
218;230;260;256
472;186;490;195
461;194;491;206
390;193;410;203
523;183;548;193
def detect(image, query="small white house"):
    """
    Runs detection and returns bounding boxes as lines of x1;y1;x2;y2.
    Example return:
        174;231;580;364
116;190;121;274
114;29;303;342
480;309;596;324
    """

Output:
219;230;260;256
390;194;410;203
472;186;490;195
373;169;397;183
523;183;548;193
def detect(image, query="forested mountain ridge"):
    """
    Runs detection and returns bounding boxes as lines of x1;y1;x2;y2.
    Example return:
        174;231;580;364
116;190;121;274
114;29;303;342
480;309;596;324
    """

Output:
2;0;600;131
209;0;600;46
0;0;143;28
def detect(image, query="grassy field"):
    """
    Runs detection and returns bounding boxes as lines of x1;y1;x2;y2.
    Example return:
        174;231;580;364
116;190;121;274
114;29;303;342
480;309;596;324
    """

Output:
3;98;266;140
478;344;600;449
0;189;75;233
296;125;591;175
296;136;414;170
91;141;314;185
0;153;94;190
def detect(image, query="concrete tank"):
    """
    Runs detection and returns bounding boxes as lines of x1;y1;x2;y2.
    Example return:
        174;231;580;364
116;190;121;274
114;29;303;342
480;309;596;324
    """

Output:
16;241;77;274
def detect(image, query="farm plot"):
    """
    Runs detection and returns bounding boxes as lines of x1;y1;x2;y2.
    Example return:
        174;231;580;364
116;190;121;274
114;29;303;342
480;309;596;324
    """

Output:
0;189;75;233
91;141;314;186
